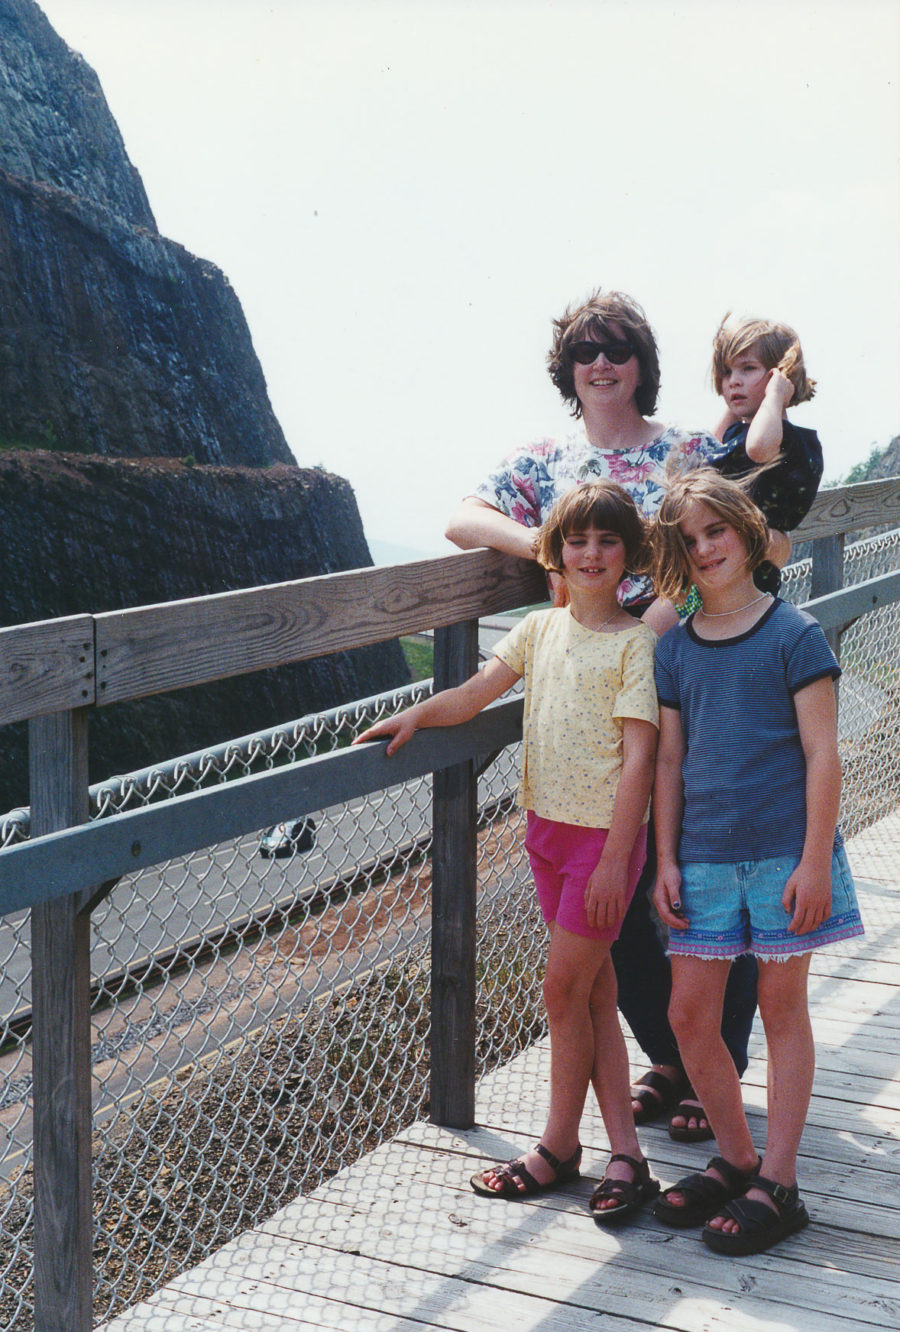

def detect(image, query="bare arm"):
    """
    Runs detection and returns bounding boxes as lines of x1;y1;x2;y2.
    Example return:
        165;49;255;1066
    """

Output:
652;705;688;929
640;597;678;636
585;718;658;930
445;497;538;561
713;405;741;442
352;656;521;755
767;529;792;569
782;675;841;934
745;369;794;462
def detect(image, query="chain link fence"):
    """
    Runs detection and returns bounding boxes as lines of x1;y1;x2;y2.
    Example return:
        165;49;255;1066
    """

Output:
1;529;899;1329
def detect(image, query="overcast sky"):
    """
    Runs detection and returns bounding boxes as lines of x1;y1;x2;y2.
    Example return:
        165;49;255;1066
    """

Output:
38;0;900;555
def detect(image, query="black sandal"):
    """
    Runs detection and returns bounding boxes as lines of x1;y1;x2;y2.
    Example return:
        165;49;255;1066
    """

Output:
668;1092;714;1143
470;1143;582;1199
653;1155;761;1229
702;1176;809;1255
631;1070;687;1125
589;1153;660;1226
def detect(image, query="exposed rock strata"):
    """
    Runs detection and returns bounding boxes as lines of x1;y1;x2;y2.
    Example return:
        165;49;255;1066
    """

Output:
0;0;154;226
0;0;408;809
0;454;405;810
0;169;295;465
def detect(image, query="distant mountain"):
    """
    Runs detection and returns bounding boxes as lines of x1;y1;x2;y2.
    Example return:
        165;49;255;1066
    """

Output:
367;537;446;566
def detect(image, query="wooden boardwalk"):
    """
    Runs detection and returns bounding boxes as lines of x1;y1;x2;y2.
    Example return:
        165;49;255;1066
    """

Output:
103;835;900;1332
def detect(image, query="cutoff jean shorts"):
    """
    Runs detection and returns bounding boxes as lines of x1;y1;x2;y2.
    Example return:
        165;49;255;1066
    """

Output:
667;841;864;961
525;812;649;942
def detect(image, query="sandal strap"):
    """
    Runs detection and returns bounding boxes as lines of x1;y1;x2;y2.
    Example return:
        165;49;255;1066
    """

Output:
492;1157;539;1191
533;1142;562;1172
590;1154;650;1209
716;1181;799;1234
750;1175;799;1209
608;1153;648;1180
631;1071;678;1099
707;1155;761;1192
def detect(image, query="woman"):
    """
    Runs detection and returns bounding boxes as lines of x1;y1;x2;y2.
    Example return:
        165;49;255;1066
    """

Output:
446;288;758;1140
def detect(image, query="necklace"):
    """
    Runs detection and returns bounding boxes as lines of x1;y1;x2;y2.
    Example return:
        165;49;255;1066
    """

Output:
698;592;770;619
586;608;624;632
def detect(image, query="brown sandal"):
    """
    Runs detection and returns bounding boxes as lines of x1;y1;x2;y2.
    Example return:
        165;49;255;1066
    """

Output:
589;1153;660;1226
631;1070;687;1125
470;1143;582;1199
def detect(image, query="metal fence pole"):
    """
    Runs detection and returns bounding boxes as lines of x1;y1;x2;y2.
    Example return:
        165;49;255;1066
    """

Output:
430;619;479;1128
30;709;93;1332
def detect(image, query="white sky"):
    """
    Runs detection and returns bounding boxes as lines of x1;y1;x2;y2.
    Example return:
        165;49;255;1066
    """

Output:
37;0;900;554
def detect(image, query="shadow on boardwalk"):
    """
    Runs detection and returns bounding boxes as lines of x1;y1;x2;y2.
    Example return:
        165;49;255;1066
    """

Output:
102;840;900;1332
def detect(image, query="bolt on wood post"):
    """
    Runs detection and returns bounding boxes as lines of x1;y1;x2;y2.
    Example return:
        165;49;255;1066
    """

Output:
30;709;93;1332
430;620;479;1128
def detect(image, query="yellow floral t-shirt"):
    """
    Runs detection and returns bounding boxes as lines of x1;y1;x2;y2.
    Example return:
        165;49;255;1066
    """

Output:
494;608;658;829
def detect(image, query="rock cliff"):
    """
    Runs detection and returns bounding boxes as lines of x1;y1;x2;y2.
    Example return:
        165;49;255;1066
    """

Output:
0;0;154;226
0;454;404;808
0;0;408;809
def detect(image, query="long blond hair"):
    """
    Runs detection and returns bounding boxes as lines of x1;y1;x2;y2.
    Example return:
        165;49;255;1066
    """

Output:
652;468;770;604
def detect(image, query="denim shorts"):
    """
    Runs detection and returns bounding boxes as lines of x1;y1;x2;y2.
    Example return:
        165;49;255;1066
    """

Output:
667;842;864;961
525;812;648;941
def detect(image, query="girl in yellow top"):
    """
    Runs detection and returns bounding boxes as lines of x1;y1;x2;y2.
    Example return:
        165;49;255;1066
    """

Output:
354;481;660;1225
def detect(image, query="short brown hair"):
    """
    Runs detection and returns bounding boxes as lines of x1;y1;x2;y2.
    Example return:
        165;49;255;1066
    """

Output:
536;480;650;577
547;289;661;418
652;467;770;603
711;314;816;404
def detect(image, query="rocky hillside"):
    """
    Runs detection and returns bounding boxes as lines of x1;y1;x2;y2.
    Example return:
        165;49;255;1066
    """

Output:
843;434;900;484
0;0;408;808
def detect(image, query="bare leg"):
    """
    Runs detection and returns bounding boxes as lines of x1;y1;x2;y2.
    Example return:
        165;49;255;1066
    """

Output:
711;954;813;1234
663;956;758;1209
588;949;649;1209
477;925;610;1192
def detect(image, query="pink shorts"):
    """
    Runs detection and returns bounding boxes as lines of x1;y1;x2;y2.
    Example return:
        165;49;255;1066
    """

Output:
525;812;649;941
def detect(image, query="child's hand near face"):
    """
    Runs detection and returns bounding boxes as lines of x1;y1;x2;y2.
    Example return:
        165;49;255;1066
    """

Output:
764;367;795;410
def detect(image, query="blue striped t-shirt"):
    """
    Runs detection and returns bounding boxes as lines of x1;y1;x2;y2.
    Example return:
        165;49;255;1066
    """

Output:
654;599;841;863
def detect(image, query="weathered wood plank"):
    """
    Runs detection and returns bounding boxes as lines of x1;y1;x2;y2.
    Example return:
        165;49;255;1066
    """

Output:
810;531;844;657
103;1290;433;1331
0;696;523;915
0;614;94;727
94;549;546;705
265;1155;900;1300
29;710;93;1332
98;896;900;1332
795;476;900;541
804;568;900;632
161;1194;891;1332
399;1114;900;1235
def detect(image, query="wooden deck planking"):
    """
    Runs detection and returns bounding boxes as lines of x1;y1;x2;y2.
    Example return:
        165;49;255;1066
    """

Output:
102;852;899;1332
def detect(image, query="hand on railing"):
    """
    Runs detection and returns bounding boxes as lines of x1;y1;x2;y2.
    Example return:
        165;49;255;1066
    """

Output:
352;708;422;756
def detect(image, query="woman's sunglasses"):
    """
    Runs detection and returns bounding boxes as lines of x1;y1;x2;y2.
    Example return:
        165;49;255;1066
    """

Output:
569;340;635;366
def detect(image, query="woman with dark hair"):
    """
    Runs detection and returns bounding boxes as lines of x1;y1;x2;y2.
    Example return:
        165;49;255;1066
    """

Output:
446;288;758;1141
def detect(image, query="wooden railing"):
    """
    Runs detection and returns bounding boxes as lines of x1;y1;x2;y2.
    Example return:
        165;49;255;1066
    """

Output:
2;475;900;1331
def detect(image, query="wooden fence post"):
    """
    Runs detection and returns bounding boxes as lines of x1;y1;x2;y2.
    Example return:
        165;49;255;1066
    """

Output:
811;533;845;661
430;620;479;1128
30;709;93;1332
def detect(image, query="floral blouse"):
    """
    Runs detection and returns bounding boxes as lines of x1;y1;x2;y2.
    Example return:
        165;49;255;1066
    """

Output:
471;424;720;605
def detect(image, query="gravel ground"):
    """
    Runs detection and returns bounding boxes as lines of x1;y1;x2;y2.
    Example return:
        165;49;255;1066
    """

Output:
0;818;544;1331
